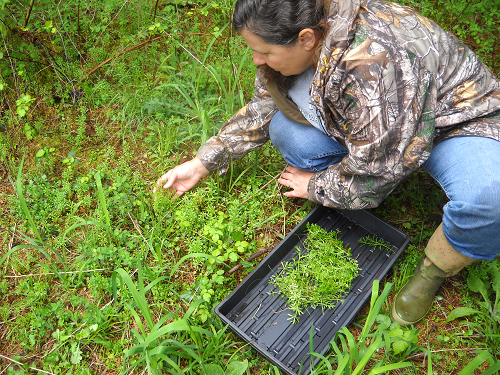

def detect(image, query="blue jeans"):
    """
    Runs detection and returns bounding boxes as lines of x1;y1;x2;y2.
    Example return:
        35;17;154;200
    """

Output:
269;111;348;172
422;136;500;260
270;111;500;260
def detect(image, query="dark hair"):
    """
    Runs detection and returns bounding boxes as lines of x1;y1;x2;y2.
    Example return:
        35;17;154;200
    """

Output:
233;0;325;46
233;0;326;89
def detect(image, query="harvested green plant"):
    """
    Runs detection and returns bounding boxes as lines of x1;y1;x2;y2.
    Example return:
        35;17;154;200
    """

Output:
270;223;359;323
359;234;395;253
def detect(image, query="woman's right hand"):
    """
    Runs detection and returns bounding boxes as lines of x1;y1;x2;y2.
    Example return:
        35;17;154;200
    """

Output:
155;157;210;196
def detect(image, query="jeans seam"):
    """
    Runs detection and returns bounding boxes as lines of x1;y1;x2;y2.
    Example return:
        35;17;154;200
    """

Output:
310;150;348;160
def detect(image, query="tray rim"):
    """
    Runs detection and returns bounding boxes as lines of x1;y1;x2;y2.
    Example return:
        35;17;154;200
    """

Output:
214;205;410;375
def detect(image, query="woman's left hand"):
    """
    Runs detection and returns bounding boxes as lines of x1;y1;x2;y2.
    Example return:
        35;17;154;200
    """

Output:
278;166;315;199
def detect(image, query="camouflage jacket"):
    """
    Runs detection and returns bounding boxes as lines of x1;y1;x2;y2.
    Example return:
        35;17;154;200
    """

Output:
197;0;500;209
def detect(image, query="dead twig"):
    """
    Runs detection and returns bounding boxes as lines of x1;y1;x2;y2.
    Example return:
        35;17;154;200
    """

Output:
225;247;273;276
22;0;36;28
84;34;171;77
153;0;160;22
0;354;55;375
240;170;281;205
3;268;108;278
84;32;219;78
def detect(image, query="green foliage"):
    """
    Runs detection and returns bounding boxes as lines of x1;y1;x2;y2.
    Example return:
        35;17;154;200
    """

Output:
319;281;414;374
359;235;394;253
203;360;249;375
447;260;500;355
1;0;498;373
271;223;359;323
15;94;35;118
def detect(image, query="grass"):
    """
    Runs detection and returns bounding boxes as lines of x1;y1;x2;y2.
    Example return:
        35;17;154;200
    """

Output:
0;0;499;373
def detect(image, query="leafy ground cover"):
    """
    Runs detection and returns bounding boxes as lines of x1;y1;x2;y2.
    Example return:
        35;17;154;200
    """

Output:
0;0;499;373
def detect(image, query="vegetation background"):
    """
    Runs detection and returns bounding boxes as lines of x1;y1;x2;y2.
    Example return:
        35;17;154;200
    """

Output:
0;0;499;374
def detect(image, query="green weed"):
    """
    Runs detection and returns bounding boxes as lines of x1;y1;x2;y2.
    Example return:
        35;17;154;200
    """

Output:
309;281;414;374
446;260;500;355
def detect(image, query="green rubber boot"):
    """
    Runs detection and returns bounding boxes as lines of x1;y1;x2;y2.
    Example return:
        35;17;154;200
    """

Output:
391;255;445;326
391;223;477;326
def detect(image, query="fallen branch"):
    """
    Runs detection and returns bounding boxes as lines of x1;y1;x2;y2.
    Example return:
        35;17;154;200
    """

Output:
85;34;170;76
84;31;218;78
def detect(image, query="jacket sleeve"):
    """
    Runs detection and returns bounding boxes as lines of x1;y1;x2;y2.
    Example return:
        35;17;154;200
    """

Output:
308;45;437;210
197;68;278;173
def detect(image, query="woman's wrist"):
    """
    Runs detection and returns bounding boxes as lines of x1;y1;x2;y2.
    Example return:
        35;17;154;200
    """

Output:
191;157;210;178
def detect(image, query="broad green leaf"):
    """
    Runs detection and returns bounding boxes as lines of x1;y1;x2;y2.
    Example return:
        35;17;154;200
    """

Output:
392;340;408;355
204;364;225;375
375;314;391;329
226;360;249;375
389;328;404;338
446;307;480;323
70;343;83;365
467;273;487;295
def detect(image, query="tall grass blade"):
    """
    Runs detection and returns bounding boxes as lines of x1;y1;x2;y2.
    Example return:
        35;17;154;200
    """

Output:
61;218;111;244
478;361;500;375
115;268;154;329
351;335;383;375
458;350;495;375
0;245;22;267
16;155;44;244
94;172;111;227
361;281;392;337
334;355;349;375
426;343;433;375
367;362;412;374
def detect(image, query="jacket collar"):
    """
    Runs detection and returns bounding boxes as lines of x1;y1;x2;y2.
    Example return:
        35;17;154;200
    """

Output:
311;0;363;122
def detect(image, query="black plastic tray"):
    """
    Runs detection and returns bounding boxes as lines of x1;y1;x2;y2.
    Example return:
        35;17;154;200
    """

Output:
215;205;410;375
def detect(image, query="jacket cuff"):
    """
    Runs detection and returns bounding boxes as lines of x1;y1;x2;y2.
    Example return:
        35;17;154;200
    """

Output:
196;137;230;174
307;172;324;204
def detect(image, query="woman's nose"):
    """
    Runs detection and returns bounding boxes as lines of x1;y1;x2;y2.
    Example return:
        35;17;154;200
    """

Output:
252;52;265;66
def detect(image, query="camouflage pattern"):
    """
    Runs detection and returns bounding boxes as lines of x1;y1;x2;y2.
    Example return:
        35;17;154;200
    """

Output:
197;0;500;209
196;68;277;172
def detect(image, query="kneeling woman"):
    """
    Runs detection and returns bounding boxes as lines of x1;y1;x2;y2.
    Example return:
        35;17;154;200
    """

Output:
156;0;500;326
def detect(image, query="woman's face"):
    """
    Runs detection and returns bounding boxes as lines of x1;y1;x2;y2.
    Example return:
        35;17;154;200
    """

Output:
241;28;317;76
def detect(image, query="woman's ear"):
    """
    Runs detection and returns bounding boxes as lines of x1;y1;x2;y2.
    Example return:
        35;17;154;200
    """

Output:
298;28;318;51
